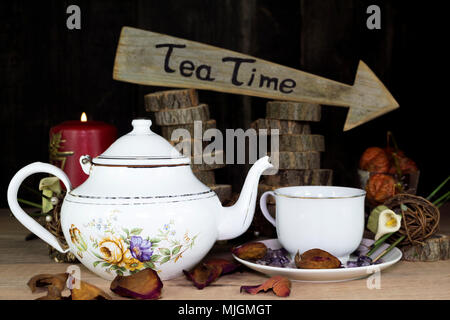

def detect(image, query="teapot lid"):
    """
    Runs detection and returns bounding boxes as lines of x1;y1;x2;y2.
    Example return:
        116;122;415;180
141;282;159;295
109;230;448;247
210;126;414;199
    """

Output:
92;119;190;166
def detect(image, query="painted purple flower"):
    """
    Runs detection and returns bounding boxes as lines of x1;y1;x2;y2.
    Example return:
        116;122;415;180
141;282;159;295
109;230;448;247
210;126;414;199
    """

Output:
129;236;153;262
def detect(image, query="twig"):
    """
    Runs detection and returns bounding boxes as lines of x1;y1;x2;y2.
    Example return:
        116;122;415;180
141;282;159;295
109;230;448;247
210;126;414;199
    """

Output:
23;185;53;201
367;232;394;257
387;131;399;151
435;191;450;208
426;175;450;201
373;235;406;263
386;131;403;181
18;198;42;209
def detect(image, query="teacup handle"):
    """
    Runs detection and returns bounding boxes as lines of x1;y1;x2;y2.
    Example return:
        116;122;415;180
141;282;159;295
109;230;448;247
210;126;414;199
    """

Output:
260;191;276;226
7;162;72;253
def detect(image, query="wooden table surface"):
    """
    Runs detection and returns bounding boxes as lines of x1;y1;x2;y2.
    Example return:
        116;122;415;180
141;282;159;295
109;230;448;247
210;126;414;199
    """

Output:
1;206;449;300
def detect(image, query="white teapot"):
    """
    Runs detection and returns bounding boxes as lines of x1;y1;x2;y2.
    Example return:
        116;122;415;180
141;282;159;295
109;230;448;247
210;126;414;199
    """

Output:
7;119;273;280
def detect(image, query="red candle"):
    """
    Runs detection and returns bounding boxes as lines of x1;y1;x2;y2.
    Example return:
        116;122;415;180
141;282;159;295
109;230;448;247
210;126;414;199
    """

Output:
49;112;117;188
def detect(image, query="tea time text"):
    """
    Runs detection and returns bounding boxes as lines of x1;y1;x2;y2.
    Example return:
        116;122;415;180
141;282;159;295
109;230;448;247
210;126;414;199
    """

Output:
156;43;297;94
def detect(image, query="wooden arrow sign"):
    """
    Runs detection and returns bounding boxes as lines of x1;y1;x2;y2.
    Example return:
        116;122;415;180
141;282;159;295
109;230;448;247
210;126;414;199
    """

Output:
113;27;399;131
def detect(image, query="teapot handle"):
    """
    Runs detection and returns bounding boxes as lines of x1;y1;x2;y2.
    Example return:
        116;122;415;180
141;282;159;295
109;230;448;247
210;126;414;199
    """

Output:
7;162;72;253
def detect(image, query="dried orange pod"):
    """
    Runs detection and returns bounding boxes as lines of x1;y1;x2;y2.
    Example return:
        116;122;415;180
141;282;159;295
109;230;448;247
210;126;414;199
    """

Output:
388;156;418;174
384;147;405;160
240;276;291;297
232;242;267;260
110;268;163;299
366;173;396;205
295;249;341;269
359;147;390;173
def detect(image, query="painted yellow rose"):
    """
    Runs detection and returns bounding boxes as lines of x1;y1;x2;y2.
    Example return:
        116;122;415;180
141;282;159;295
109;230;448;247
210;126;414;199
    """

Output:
122;254;144;271
98;236;127;265
98;236;143;271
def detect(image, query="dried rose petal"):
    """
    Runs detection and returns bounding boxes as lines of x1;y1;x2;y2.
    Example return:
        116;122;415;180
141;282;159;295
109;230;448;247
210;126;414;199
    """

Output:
183;263;222;289
28;273;112;300
27;273;68;293
271;277;291;297
110;268;163;300
241;276;291;297
232;242;267;260
71;280;111;300
27;273;68;300
183;258;240;290
203;259;240;275
295;249;341;269
35;285;66;300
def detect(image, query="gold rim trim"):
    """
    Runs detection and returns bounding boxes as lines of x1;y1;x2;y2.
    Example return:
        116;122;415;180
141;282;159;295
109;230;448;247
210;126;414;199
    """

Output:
92;162;189;168
273;190;366;199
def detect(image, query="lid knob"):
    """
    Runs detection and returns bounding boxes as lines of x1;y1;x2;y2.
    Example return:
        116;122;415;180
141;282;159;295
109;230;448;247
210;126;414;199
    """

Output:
131;119;153;135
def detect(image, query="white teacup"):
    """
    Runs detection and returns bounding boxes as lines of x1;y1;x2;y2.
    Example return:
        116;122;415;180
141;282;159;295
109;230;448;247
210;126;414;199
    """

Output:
260;186;366;263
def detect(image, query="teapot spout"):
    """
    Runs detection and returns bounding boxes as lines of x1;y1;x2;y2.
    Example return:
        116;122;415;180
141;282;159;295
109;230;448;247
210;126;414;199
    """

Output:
217;156;273;240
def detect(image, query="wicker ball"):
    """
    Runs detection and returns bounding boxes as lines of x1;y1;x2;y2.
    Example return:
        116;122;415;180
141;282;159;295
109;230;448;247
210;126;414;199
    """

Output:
383;193;440;245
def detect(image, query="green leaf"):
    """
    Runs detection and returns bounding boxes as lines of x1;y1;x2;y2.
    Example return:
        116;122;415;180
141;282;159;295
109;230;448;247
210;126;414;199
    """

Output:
144;261;155;269
39;176;62;195
366;205;389;234
150;254;161;262
160;256;170;265
149;238;161;243
81;245;88;252
160;248;171;256
92;252;104;260
116;270;124;276
101;262;111;267
122;228;130;236
93;261;102;267
130;228;143;235
172;245;182;255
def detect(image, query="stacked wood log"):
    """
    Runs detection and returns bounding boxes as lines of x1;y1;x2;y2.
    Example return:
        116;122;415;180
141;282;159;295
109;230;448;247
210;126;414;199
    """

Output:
144;89;232;204
250;101;333;237
401;234;450;261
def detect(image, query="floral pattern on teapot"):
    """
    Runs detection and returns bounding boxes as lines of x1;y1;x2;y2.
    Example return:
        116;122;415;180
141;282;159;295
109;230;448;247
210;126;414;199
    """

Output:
69;214;199;276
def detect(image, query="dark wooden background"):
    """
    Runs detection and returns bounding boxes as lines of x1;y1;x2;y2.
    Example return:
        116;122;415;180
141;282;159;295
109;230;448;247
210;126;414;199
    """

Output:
1;0;448;207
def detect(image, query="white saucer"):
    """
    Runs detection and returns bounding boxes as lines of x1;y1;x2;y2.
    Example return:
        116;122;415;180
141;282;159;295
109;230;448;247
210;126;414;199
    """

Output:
232;238;402;282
